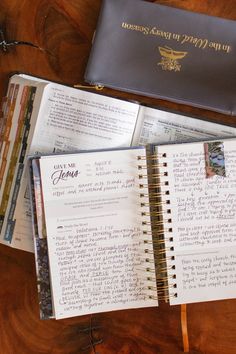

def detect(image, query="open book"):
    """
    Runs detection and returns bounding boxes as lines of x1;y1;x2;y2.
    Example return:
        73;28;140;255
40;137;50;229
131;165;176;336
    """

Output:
1;73;236;252
29;140;236;320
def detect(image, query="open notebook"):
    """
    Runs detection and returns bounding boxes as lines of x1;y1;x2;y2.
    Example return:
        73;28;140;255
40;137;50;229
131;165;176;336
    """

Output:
29;140;236;320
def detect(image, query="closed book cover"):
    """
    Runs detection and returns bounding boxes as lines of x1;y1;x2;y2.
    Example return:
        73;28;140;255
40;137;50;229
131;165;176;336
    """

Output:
85;0;236;115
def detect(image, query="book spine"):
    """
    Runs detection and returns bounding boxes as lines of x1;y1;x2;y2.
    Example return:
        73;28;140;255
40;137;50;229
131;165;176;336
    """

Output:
138;150;177;302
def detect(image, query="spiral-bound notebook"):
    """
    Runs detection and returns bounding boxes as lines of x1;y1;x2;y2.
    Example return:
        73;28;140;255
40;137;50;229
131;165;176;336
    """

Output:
29;141;236;320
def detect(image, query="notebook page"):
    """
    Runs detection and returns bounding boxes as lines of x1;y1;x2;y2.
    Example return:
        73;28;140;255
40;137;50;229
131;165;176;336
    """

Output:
156;139;236;305
39;148;157;319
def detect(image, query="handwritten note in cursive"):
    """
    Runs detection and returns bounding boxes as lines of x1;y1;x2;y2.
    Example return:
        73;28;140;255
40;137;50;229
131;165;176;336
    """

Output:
157;140;236;305
39;148;157;319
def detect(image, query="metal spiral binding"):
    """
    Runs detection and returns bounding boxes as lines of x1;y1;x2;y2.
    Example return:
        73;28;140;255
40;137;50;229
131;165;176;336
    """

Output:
137;153;159;301
137;152;177;302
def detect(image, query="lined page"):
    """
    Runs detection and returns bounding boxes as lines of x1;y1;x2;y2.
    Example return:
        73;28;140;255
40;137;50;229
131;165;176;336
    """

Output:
39;148;157;319
156;139;236;305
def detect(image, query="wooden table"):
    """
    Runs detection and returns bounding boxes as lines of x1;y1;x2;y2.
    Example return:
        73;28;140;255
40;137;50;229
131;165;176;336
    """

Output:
0;1;236;353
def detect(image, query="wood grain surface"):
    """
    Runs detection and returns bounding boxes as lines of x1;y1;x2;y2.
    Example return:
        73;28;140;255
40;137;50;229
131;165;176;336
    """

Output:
0;1;236;353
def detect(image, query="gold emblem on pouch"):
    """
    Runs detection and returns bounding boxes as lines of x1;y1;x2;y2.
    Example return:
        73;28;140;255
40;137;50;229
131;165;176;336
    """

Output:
158;46;188;71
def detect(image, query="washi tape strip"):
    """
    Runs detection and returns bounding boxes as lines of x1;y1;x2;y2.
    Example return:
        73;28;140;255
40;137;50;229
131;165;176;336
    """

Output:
204;141;226;178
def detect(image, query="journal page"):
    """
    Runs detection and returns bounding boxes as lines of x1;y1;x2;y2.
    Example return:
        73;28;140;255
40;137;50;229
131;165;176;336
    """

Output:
39;148;157;319
155;139;236;305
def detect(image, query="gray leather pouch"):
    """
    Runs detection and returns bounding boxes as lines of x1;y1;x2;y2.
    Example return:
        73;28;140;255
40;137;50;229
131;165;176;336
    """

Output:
85;0;236;115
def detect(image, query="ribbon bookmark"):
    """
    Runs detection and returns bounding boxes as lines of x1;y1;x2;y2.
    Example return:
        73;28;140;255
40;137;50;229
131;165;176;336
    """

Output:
181;304;189;353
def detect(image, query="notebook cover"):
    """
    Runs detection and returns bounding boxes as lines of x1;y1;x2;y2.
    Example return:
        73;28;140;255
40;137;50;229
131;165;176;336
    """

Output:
85;0;236;115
